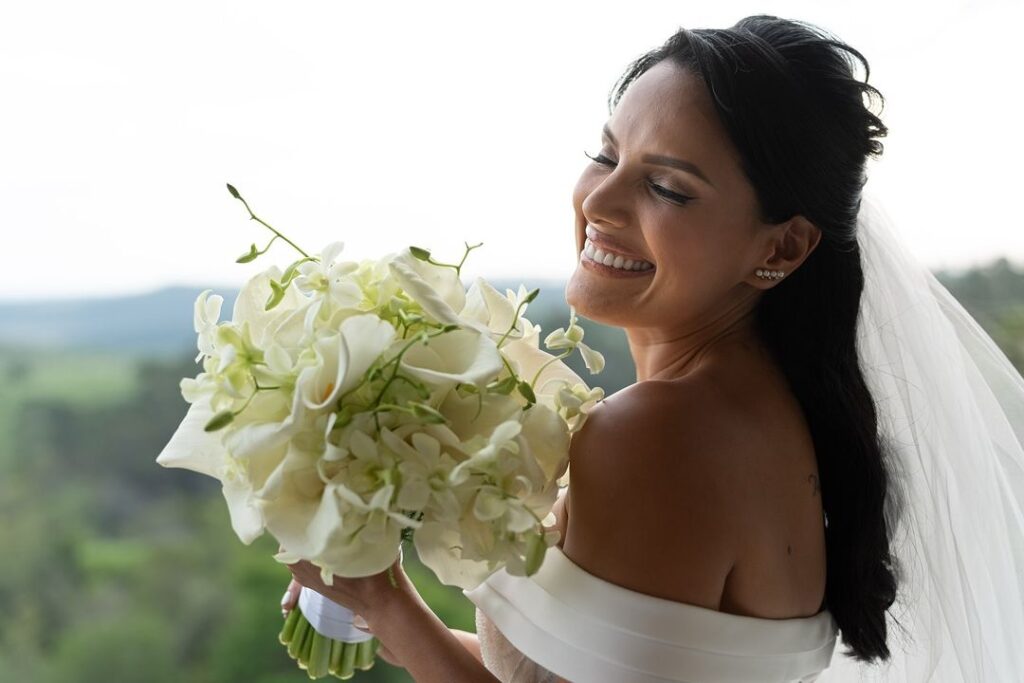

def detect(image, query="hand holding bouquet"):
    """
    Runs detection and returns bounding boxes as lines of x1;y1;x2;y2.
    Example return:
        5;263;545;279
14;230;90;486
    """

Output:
156;185;605;678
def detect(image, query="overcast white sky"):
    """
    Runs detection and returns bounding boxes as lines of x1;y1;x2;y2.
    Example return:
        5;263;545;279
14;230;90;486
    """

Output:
1;0;1021;301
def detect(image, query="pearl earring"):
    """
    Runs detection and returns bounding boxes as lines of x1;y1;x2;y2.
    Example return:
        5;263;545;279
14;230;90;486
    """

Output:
755;269;786;280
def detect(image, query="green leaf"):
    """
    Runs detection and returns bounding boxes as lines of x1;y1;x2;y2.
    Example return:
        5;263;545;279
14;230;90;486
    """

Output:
204;410;235;432
265;279;285;311
235;243;259;263
226;183;240;199
409;246;431;260
517;380;537;405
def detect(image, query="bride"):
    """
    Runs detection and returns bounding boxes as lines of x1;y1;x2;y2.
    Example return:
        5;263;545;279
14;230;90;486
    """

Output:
281;15;1024;682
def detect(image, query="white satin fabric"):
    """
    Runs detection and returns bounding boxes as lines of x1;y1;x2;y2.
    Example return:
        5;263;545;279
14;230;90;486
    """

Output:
463;546;839;683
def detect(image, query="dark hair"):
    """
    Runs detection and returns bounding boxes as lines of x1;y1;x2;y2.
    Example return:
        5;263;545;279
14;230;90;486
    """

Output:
608;15;901;663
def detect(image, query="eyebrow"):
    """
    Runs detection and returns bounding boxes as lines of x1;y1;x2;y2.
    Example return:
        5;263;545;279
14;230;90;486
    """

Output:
602;123;715;188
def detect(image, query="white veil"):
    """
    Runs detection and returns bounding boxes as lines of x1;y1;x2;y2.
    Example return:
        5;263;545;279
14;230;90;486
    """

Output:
819;190;1024;681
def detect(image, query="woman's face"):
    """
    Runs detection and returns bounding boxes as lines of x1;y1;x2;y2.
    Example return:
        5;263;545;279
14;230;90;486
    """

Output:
566;59;780;333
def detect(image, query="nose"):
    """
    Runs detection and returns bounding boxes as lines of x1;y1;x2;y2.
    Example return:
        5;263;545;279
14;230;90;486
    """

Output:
580;168;630;232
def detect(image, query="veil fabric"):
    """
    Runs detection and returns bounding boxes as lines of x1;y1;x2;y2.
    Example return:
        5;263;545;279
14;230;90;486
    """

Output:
818;191;1024;681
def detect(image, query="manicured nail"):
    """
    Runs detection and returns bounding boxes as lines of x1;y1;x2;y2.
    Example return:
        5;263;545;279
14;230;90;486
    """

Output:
281;590;291;606
352;614;369;630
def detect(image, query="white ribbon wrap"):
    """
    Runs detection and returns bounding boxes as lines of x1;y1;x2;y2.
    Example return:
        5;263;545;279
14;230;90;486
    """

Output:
298;588;375;643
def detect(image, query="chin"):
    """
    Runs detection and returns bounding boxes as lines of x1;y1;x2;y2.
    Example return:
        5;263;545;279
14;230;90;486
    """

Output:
564;268;620;327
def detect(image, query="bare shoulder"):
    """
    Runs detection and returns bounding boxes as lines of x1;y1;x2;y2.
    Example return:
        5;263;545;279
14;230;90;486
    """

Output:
561;376;748;609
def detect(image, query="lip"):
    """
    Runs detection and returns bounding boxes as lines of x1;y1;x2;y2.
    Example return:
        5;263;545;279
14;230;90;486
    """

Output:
583;225;652;264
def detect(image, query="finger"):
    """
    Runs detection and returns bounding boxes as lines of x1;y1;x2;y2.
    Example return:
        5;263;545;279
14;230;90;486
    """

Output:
281;578;302;616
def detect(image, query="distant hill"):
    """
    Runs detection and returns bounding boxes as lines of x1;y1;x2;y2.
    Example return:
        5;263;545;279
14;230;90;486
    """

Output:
0;286;238;357
0;279;570;358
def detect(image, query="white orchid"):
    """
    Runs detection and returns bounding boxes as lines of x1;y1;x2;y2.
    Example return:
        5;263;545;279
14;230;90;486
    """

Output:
544;305;605;374
194;289;223;362
553;380;606;434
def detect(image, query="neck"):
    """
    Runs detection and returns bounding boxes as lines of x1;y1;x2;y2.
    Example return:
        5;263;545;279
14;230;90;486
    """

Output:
626;300;761;383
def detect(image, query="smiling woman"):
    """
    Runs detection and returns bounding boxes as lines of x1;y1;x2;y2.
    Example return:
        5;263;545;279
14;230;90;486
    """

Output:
272;12;1024;683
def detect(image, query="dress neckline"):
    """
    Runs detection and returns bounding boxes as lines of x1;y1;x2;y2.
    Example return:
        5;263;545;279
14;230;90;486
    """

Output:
526;544;837;652
464;544;840;682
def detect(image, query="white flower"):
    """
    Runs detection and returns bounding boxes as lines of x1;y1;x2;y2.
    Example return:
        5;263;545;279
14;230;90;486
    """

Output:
397;327;504;390
543;306;604;374
232;266;312;348
160;231;601;589
553;381;605;433
387;249;467;322
295;314;396;411
194;289;223;362
413;519;497;591
448;419;522;486
460;278;532;344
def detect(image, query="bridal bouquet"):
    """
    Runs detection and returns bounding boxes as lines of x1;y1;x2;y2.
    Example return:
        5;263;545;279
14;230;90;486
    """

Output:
156;184;605;679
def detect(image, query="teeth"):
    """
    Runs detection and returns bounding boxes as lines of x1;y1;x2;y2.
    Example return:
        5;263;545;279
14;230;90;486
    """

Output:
583;238;653;271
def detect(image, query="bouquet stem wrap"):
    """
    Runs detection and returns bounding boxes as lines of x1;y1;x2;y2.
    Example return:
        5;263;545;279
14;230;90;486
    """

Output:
298;588;375;644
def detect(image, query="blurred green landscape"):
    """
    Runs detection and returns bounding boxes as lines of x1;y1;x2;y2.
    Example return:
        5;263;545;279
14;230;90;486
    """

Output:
1;260;1022;682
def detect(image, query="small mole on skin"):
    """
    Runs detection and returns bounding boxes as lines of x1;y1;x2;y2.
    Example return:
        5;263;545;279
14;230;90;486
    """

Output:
787;544;792;555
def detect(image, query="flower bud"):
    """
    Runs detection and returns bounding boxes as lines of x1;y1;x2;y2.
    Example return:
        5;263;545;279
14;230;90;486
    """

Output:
204;409;235;432
524;530;548;576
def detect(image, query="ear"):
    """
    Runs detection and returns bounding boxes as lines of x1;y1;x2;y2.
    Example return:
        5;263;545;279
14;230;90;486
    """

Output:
751;215;821;287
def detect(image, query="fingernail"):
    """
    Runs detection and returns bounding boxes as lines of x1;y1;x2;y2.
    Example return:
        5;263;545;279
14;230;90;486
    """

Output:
281;590;291;606
352;614;369;630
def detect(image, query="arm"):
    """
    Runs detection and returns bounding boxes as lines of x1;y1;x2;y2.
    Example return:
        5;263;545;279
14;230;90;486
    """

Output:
364;567;499;683
450;628;484;665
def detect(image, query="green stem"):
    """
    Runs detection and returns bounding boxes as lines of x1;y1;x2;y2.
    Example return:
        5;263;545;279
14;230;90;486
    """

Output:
328;638;343;676
339;640;358;678
495;300;530;349
232;191;312;259
530;348;573;388
288;615;311;660
280;607;301;644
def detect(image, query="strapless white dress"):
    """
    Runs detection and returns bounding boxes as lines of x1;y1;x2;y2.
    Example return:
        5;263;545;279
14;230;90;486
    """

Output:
463;546;839;683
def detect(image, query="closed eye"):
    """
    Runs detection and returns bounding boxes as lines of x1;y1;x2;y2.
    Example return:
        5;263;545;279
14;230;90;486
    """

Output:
584;151;693;206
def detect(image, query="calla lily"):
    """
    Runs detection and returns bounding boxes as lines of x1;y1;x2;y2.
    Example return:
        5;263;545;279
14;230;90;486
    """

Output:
155;397;269;544
413;520;497;591
231;266;310;346
398;327;503;389
461;278;527;342
296;314;396;411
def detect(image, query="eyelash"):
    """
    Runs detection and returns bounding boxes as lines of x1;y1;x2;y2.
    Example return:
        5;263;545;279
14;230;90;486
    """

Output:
584;151;693;205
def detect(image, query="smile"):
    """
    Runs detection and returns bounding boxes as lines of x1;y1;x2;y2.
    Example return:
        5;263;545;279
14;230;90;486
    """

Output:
582;238;654;272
